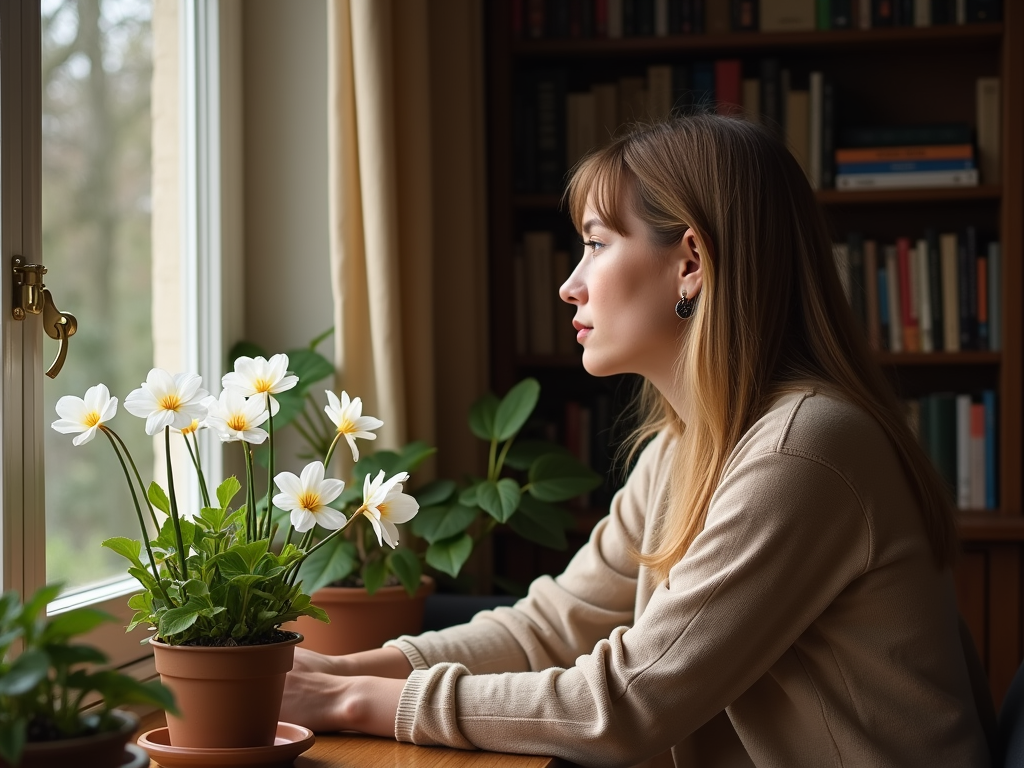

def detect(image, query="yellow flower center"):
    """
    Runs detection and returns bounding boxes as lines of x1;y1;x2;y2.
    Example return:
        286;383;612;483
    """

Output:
226;414;248;431
181;420;200;436
83;411;102;428
299;491;321;512
253;378;273;394
158;393;182;411
377;502;389;520
336;418;355;435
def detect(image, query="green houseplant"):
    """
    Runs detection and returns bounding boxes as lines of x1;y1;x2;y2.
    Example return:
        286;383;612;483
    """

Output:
0;583;175;768
49;353;420;749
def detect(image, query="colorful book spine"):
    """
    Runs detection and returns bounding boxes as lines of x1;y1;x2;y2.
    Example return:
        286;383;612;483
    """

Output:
835;168;979;190
983;390;997;509
897;237;919;352
836;158;975;174
835;143;973;163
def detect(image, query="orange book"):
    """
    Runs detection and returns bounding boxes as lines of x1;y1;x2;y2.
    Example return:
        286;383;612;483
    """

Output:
897;237;920;352
834;144;974;164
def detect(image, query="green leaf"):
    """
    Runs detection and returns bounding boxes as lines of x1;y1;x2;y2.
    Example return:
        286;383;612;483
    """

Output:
468;392;499;441
158;602;201;636
228;339;268;365
395;441;437;474
45;643;109;667
287;348;335;394
101;537;144;568
413;479;456;508
387;548;422;597
0;649;49;695
493;378;541;441
507;495;574;550
43;608;113;642
425;534;473;578
199;506;227;534
361;559;387;595
216;477;242;510
296;539;357;595
21;583;62;624
92;672;179;716
0;720;26;765
528;453;603;502
477;479;521;523
459;483;480;507
308;326;334;350
410;503;477;544
504;439;572;471
148;482;171;516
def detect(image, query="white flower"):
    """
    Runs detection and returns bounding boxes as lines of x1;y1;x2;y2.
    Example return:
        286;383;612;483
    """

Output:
51;384;118;446
204;390;270;444
324;390;384;462
222;354;299;417
123;369;209;436
358;470;419;549
273;461;347;533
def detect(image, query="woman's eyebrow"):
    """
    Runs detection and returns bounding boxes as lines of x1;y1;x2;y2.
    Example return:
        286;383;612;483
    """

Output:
582;218;604;235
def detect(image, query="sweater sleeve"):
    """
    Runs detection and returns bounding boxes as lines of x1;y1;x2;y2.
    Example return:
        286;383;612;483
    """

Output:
394;448;872;767
385;433;672;675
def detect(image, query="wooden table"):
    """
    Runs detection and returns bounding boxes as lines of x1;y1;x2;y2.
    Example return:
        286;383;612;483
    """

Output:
137;712;574;767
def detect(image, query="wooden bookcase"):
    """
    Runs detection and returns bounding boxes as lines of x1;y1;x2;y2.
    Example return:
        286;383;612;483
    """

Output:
483;2;1023;704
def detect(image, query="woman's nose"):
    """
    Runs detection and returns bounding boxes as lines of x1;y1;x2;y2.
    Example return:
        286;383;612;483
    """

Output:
559;258;585;305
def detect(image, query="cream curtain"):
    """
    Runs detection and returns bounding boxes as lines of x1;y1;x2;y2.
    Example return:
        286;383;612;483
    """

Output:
327;0;489;481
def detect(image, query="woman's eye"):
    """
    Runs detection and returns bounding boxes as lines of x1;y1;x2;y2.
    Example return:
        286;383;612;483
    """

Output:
580;239;605;252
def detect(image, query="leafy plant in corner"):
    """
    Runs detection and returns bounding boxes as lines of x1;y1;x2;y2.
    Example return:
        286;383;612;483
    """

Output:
0;584;176;766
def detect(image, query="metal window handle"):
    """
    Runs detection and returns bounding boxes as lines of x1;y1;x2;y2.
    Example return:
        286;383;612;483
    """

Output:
12;257;78;379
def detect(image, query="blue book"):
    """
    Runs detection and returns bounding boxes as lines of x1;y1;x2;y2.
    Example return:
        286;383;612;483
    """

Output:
691;61;715;112
983;390;997;510
836;159;976;175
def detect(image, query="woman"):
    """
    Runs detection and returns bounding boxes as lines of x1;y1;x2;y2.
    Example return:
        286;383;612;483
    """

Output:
282;115;990;767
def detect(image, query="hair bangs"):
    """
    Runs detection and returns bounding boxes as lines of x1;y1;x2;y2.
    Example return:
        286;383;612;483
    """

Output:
564;143;633;236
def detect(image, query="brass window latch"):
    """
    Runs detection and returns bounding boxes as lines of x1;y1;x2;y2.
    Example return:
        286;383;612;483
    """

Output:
12;257;78;379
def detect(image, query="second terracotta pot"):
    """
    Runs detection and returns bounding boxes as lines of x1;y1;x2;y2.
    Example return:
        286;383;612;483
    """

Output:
291;577;435;655
149;633;301;749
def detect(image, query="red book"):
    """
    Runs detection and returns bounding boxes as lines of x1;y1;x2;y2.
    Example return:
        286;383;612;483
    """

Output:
714;59;743;117
595;0;608;36
897;237;920;352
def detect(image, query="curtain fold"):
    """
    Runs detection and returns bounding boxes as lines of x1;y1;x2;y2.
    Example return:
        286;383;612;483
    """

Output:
327;0;487;487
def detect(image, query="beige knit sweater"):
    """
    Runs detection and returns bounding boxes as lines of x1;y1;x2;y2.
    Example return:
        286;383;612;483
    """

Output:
387;391;990;767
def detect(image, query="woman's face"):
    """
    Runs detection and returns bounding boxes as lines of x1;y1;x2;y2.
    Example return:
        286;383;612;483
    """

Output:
559;194;696;388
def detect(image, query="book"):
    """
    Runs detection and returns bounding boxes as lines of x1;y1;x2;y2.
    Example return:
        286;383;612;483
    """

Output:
914;0;931;24
832;0;854;26
534;70;568;194
742;78;761;124
847;232;866;332
966;0;1002;22
988;241;1001;351
786;89;811;181
925;230;944;351
592;82;619;145
608;0;624;36
835;168;979;189
884;244;903;352
523;231;556;355
595;0;609;34
527;0;546;37
878;260;890;350
961;225;979;349
836;159;975;174
872;0;896;25
983;390;997;509
671;64;692;115
691;60;715;112
553;250;579;356
976;77;1001;185
864;239;881;349
706;0;732;32
647;65;674;120
897;237;920;352
732;0;759;29
566;91;597;169
834;143;973;163
939;232;959;351
969;400;985;509
915;238;933;352
715;59;743;116
655;0;670;34
821;77;835;188
976;252;988;350
956;393;971;509
759;58;782;137
839;123;972;147
929;393;958;495
761;0;817;30
817;0;832;28
618;76;648;125
809;72;823;189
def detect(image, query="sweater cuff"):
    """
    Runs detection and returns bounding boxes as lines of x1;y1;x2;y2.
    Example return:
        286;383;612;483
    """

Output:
393;664;476;750
383;637;430;670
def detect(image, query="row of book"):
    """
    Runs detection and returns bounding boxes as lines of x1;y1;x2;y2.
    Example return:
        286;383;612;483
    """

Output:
833;229;1001;353
518;63;1000;194
512;0;1002;39
906;391;997;510
514;231;578;357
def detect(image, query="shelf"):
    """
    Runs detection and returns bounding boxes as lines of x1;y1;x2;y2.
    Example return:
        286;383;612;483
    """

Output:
957;515;1024;542
876;352;1001;366
516;186;1002;211
512;23;1003;58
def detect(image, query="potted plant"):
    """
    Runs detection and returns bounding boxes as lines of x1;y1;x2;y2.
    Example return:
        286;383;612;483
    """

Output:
0;583;176;768
48;353;419;753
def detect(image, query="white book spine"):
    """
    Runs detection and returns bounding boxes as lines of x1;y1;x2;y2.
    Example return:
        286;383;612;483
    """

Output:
916;239;933;352
956;394;971;509
885;245;903;353
914;0;931;26
836;169;979;190
858;0;872;29
608;0;623;38
655;0;669;36
989;242;1001;351
809;72;823;190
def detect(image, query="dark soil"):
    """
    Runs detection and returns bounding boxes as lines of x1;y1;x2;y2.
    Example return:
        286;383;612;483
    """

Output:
25;716;94;743
178;629;299;647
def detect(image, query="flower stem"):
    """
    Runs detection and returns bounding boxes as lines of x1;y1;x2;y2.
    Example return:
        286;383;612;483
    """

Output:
262;408;275;540
243;443;256;544
102;429;173;605
292;419;322;456
106;427;160;531
164;427;190;584
322;432;343;470
189;432;211;508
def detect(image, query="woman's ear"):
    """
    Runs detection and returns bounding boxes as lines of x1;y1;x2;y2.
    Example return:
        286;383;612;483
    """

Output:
678;227;704;299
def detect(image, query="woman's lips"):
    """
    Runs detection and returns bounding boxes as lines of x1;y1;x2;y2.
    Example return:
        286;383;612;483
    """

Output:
572;321;592;342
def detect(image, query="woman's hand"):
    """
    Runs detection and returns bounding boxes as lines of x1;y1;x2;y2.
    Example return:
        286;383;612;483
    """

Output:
281;670;407;736
292;645;414;679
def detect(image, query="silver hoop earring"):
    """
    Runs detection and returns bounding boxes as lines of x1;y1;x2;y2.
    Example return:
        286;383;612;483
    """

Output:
675;289;696;319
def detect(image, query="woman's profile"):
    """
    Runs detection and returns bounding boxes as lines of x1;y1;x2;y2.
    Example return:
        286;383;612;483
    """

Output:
281;114;991;768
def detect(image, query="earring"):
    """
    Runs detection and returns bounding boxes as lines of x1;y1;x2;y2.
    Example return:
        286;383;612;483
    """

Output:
675;289;696;319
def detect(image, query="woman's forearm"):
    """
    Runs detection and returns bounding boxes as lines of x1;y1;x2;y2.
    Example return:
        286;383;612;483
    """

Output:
335;646;415;678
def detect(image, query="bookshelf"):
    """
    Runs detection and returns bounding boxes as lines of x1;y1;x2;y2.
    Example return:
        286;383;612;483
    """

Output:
484;1;1023;703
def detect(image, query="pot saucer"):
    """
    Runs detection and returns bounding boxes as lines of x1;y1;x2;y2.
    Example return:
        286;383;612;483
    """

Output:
137;722;315;768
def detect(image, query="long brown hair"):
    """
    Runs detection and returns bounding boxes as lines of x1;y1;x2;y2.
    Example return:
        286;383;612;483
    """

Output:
565;115;958;580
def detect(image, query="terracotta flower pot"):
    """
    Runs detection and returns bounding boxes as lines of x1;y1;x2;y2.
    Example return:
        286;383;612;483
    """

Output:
0;710;138;768
291;576;435;655
149;633;301;749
